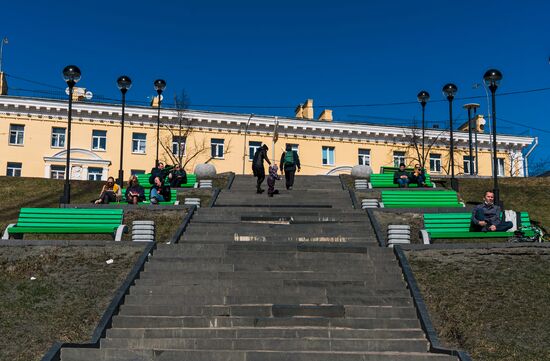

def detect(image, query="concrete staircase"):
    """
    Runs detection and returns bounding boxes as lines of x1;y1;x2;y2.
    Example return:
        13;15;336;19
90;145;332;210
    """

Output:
61;175;456;361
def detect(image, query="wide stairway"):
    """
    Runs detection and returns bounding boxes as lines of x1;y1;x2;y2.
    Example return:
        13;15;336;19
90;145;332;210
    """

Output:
61;175;456;360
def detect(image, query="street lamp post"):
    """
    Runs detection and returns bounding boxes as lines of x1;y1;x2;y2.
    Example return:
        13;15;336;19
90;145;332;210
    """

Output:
463;103;480;176
61;65;81;204
117;75;132;189
153;79;166;167
242;113;254;175
417;91;430;168
483;68;503;206
442;83;458;192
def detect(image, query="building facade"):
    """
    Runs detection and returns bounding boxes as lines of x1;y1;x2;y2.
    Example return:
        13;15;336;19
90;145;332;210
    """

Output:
0;96;535;181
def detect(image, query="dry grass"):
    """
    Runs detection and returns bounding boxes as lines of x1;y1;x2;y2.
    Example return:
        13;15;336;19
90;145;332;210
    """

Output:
407;247;550;361
0;244;143;361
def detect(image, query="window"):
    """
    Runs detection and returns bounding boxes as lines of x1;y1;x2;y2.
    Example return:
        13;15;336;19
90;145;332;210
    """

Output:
6;162;22;177
463;156;476;175
322;146;335;165
50;165;65;179
131;169;145;176
393;151;406;167
132;133;146;153
172;136;186;157
51;127;66;148
211;138;224;159
497;158;505;176
92;130;107;151
358;149;370;166
9;124;24;145
87;167;103;181
248;141;262;161
430;153;441;172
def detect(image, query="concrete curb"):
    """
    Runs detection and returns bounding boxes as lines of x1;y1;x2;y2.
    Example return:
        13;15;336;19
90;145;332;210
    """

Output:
393;245;472;361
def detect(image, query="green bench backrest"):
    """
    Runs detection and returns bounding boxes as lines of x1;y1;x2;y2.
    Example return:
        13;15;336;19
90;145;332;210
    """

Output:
16;208;123;227
135;173;197;188
381;190;461;208
424;212;532;232
380;166;414;174
371;173;433;187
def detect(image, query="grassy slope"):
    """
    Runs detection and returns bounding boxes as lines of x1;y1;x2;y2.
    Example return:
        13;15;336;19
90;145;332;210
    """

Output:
0;244;143;361
407;247;550;361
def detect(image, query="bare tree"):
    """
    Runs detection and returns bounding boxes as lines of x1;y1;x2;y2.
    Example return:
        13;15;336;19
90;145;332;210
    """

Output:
159;90;233;170
404;126;446;171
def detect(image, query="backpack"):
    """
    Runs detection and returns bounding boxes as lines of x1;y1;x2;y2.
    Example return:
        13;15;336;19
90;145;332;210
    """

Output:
284;151;295;167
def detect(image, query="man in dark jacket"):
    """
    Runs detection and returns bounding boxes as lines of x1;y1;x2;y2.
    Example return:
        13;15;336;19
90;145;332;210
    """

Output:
393;163;410;188
252;144;271;193
280;144;301;190
149;162;172;185
169;164;187;187
471;190;513;232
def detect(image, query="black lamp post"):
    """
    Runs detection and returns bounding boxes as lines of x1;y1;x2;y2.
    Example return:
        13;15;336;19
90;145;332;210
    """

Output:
61;65;81;204
117;75;132;189
463;103;480;176
417;91;430;168
442;83;458;192
483;68;503;206
154;79;166;167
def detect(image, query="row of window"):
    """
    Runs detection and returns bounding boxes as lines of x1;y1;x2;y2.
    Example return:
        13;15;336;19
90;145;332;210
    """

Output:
6;162;149;180
7;124;507;174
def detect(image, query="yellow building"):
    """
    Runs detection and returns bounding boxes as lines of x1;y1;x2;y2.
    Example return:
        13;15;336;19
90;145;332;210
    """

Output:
0;95;535;180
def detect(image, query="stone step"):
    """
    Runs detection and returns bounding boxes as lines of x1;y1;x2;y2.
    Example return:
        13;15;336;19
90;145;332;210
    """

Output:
180;235;377;243
123;293;412;307
129;284;408;297
118;304;416;318
106;327;426;340
155;242;392;255
133;276;406;289
137;271;405;284
100;337;429;352
61;348;458;361
111;315;421;329
143;261;400;274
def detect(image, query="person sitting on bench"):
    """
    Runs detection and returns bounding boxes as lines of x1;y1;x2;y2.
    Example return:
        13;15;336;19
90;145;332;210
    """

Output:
393;163;410;188
150;176;171;204
94;177;121;204
169;164;187;187
409;164;428;187
125;175;145;204
471;190;513;232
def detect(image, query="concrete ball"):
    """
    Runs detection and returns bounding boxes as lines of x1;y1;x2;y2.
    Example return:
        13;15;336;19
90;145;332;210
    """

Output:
351;165;373;180
194;163;217;178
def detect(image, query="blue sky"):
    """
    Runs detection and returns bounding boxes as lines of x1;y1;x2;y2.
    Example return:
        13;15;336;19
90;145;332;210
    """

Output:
2;1;549;165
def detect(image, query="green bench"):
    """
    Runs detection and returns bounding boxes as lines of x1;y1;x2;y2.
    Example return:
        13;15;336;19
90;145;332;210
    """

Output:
135;173;197;188
2;208;128;241
369;173;435;188
420;212;534;244
380;190;464;208
122;188;179;205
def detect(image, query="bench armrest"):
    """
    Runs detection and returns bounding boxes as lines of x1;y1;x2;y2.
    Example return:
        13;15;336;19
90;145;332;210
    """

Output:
114;224;129;242
2;224;16;240
174;200;180;205
419;229;431;244
368;182;372;189
378;202;384;208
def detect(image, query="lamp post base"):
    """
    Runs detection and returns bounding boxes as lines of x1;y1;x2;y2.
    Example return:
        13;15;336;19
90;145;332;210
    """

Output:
450;178;459;192
118;169;124;189
61;182;71;204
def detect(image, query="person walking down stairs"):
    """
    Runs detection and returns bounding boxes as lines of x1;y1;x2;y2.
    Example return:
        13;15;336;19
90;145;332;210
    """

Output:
252;144;271;194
